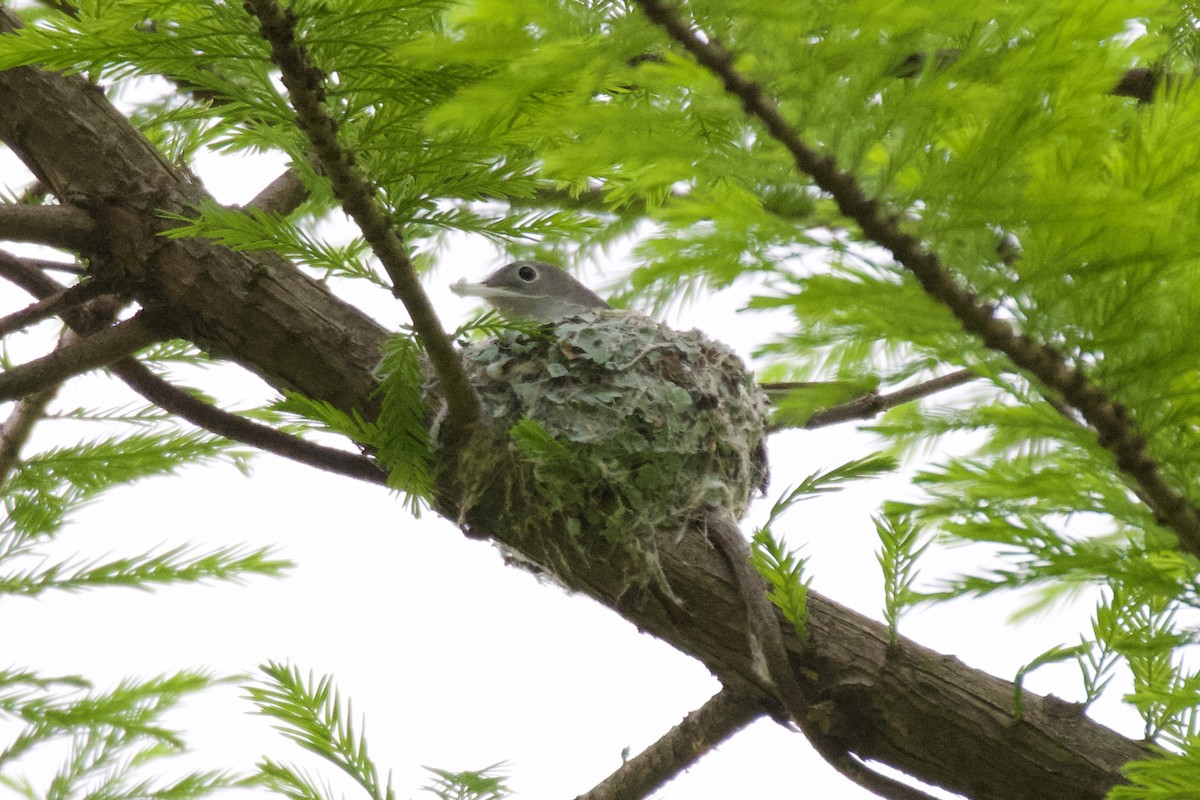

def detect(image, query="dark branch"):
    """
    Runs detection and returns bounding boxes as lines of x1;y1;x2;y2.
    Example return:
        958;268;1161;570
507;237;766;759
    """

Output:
0;202;98;251
109;359;388;485
0;312;164;401
0;251;69;303
0;252;387;485
0;279;105;337
762;369;979;430
241;0;480;448
0;330;73;486
574;688;761;800
634;0;1200;560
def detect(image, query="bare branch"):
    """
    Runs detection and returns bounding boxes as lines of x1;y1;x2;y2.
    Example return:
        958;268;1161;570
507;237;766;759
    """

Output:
704;510;806;721
0;279;105;337
109;359;387;485
0;329;74;486
634;0;1200;560
0;203;98;251
0;251;68;302
0;252;386;485
762;369;979;431
575;688;761;800
242;0;480;448
0;312;164;402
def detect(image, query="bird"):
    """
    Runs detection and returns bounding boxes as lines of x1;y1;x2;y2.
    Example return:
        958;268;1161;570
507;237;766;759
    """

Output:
452;261;797;721
450;261;610;322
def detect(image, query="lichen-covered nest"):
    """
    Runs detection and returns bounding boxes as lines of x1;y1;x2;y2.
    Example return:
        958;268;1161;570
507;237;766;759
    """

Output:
444;311;768;569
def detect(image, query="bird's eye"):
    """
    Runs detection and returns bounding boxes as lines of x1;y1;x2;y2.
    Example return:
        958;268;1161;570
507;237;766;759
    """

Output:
517;265;538;282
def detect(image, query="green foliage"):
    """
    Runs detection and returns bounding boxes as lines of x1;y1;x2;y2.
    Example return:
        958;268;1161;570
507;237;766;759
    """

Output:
0;544;289;597
751;527;810;640
249;663;511;800
275;331;435;515
249;663;394;800
0;669;249;800
772;454;899;505
11;0;1200;794
1113;741;1200;800
0;419;286;593
874;512;928;645
1012;643;1088;721
751;455;896;638
374;332;435;511
767;376;880;429
421;764;510;800
161;205;383;287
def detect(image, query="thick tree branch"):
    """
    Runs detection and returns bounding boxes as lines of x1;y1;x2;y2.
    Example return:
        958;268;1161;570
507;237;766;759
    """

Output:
634;0;1200;561
0;202;98;251
575;688;761;800
0;9;387;416
241;0;480;446
247;168;309;217
0;312;163;401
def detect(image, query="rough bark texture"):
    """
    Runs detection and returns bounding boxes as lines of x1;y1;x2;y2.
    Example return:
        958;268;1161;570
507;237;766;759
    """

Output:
0;10;1153;799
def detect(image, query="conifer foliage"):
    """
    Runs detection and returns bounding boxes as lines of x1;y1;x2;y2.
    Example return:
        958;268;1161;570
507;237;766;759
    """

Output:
1;0;1199;798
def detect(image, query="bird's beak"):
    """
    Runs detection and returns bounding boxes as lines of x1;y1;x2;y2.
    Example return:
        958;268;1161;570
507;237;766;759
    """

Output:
450;278;528;301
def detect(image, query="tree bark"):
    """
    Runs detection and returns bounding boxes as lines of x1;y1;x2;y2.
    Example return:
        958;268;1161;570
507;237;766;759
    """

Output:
0;10;1152;799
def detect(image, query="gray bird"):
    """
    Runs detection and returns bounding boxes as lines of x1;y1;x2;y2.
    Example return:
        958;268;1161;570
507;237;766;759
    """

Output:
450;261;610;322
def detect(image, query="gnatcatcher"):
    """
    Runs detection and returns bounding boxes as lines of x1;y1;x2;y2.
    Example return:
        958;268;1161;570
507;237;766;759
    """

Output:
450;261;610;322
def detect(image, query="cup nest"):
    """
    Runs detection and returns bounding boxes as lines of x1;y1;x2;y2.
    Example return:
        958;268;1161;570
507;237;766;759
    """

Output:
438;310;769;587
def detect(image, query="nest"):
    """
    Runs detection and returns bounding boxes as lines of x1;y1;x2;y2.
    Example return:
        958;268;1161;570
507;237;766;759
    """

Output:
440;310;769;587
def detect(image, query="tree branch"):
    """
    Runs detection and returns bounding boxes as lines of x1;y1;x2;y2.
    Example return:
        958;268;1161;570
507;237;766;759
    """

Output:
575;688;761;800
247;168;309;217
762;369;979;431
0;311;164;401
241;0;480;448
0;278;105;337
0;252;387;486
0;329;73;486
109;358;387;485
0;202;98;251
634;0;1200;560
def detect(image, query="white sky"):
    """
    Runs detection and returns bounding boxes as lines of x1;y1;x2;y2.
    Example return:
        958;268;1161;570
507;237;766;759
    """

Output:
0;135;1148;800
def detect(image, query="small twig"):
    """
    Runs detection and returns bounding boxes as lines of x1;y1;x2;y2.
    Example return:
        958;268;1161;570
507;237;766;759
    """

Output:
0;202;98;251
635;0;1200;559
0;329;74;486
0;251;387;485
807;736;948;800
763;369;978;430
574;688;761;800
28;258;85;275
704;509;806;722
242;0;480;448
109;359;387;484
0;279;104;337
0;312;164;402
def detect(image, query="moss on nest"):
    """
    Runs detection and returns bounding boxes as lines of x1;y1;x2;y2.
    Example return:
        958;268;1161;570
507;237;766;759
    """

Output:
439;310;769;587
